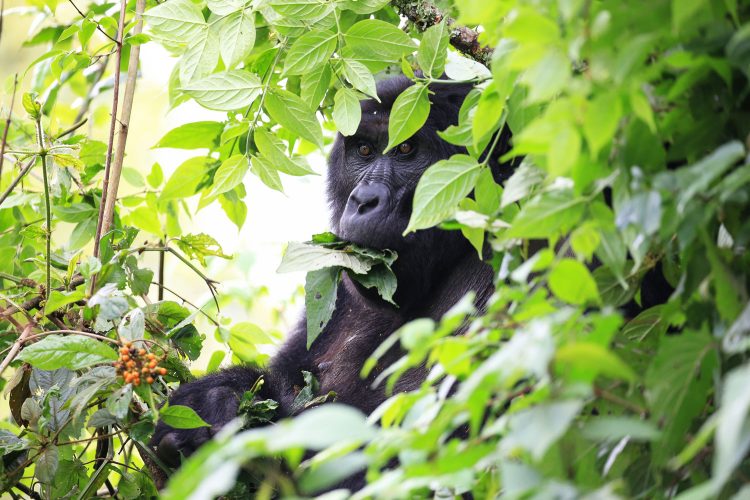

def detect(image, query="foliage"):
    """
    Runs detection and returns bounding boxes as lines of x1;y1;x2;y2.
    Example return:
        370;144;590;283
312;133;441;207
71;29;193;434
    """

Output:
0;0;749;498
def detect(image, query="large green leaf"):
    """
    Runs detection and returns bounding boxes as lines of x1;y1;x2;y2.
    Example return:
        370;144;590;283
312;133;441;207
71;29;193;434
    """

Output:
341;58;378;99
405;154;482;234
305;267;340;348
179;28;219;85
417;21;449;78
217;9;255;68
345;19;416;62
505;189;585;239
160;405;210;429
264;89;323;148
385;83;430;152
182;71;262;111
18;335;117;370
160;156;212;200
144;0;206;43
284;29;337;75
206;154;249;199
153;121;224;150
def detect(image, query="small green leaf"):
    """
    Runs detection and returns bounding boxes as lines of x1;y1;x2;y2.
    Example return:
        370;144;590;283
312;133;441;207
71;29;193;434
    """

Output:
175;233;231;266
206;154;249;199
160;156;212;201
556;342;636;382
405;154;482;233
548;259;600;305
332;87;361;136
250;154;284;192
254;129;315;176
18;334;117;370
505;190;585;239
305;267;341;348
284;29;337;75
385;83;430;152
300;63;332;109
583;92;622;157
160;405;211;429
44;289;85;315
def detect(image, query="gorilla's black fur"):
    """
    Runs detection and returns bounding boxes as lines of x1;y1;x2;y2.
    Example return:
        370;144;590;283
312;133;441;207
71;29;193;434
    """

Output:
151;76;506;474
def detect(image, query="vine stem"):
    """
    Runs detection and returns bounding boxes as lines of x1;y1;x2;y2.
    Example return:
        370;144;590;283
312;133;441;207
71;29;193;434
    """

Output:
0;73;18;190
34;117;51;296
91;0;128;288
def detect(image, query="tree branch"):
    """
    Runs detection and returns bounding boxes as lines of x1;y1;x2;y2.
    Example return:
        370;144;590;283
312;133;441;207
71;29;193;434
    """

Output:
391;0;492;66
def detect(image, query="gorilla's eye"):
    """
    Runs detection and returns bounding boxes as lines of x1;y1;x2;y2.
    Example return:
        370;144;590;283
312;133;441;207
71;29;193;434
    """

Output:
357;143;373;157
397;142;413;154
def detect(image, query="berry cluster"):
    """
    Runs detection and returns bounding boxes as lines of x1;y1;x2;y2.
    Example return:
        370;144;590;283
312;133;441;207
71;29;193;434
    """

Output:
115;341;167;386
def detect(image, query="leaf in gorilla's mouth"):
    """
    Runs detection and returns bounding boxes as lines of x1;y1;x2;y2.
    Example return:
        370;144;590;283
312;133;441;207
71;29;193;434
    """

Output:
277;232;398;348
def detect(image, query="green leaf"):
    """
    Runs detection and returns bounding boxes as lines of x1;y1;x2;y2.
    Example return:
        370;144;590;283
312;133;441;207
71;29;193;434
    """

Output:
350;264;397;305
179;28;220;85
417;21;450;79
207;0;247;15
385;83;430;152
548;259;600;305
254;129;315;176
500;161;544;208
300;63;332;109
18;334;117;370
345;19;416;62
405;154;482;234
182;70;262;111
22;92;41;119
175;233;231;266
338;0;390;14
52;203;96;222
44;289;85;315
675;141;745;213
714;363;750;489
672;0;706;32
127;206;162;236
153;121;224;150
305;267;341;348
582;416;661;442
278;241;374;274
144;0;206;43
505;190;585;239
472;86;504;150
284;29;337;75
265;89;323;149
268;0;329;19
341;58;378;99
501;400;582;461
332;87;361;136
206;155;249;199
219;188;247;230
160;404;210;429
646;330;718;464
250;154;284;192
217;9;256;68
556;342;636;382
160;156;212;201
583;92;623;157
520;48;569;103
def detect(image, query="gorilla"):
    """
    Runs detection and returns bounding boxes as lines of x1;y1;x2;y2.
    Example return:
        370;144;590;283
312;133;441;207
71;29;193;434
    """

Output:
151;76;510;476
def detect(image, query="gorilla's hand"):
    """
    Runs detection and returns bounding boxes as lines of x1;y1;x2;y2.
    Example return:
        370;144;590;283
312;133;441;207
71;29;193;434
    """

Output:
151;366;263;467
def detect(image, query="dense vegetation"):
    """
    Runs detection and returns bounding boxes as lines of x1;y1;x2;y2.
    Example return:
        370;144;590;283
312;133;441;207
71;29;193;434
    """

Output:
1;0;749;498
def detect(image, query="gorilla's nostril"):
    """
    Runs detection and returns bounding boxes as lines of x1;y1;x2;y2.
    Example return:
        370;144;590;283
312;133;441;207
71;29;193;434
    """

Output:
357;198;378;214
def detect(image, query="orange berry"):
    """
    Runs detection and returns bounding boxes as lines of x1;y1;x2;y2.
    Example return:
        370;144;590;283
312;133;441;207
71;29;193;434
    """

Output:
146;377;154;384
139;349;146;356
122;354;130;361
159;367;167;375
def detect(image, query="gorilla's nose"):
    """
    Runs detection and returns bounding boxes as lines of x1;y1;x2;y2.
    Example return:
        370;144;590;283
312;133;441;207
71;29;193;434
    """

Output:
346;183;389;218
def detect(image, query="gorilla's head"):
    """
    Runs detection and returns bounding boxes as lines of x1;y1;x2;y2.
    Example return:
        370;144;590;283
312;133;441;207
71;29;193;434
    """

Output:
327;76;500;303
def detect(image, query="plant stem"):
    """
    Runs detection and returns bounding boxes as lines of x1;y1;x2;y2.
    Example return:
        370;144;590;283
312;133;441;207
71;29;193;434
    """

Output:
92;0;128;276
101;0;146;240
0;322;33;378
0;73;18;191
34;117;51;296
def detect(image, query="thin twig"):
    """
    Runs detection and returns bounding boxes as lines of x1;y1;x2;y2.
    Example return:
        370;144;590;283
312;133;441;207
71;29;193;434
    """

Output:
0;275;85;318
34;116;51;296
0;73;18;190
67;0;118;43
101;0;146;240
54;118;88;140
92;0;128;284
0;157;35;207
0;322;33;378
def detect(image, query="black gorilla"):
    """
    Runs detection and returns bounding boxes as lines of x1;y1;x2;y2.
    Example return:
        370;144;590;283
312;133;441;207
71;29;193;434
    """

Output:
151;77;509;467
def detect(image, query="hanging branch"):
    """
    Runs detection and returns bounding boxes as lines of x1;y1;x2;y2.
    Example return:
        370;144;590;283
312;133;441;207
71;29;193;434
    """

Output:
0;73;18;190
100;0;147;239
390;0;493;65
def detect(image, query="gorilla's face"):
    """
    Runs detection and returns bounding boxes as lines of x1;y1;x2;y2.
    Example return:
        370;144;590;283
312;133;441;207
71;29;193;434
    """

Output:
326;77;474;301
